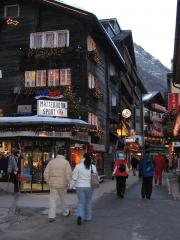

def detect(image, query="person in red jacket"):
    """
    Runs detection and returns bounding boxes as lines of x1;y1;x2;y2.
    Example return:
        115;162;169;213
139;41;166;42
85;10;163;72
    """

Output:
153;153;165;186
112;151;129;198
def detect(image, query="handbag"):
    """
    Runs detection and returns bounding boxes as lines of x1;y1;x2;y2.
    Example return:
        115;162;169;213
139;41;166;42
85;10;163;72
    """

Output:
91;165;100;189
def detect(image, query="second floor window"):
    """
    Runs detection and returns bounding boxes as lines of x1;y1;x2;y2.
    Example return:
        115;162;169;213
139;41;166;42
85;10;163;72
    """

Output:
36;70;46;87
88;73;95;88
25;71;35;87
30;30;69;49
88;112;98;127
25;68;71;87
48;69;59;86
60;68;71;85
111;94;117;107
87;35;96;51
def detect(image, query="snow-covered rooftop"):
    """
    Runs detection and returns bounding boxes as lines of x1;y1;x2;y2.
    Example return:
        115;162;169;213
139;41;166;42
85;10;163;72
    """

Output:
0;116;91;127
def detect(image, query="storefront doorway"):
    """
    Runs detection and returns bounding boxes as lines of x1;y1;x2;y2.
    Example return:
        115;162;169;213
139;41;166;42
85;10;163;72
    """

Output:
21;140;53;192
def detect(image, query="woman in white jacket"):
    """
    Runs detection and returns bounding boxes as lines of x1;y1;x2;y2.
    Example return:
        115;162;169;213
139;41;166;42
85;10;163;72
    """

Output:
71;153;97;225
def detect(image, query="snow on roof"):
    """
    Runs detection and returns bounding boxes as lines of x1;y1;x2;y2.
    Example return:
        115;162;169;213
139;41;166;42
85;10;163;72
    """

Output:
142;93;153;101
0;116;91;126
54;0;90;13
142;91;159;101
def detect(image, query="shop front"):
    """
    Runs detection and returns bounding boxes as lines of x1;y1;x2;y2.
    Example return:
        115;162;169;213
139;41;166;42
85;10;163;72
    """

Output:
0;116;93;192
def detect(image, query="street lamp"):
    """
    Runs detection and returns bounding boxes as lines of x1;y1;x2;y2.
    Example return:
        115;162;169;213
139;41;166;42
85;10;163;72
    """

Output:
116;108;132;150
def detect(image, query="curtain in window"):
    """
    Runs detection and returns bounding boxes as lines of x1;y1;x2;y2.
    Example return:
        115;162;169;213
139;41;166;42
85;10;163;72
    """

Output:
36;70;46;87
25;71;35;87
88;113;98;127
88;73;95;88
60;68;71;85
57;32;67;47
87;36;96;51
48;69;59;86
33;34;43;49
46;32;55;48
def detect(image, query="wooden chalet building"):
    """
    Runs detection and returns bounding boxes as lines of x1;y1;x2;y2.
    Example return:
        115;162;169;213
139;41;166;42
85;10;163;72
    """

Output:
0;0;145;192
100;19;146;156
143;91;167;153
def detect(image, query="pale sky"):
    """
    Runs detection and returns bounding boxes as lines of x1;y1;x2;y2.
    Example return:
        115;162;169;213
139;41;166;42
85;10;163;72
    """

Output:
60;0;177;69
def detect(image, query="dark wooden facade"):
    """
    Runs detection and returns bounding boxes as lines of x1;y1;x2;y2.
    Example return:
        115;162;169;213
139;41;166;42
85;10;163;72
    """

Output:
0;0;145;178
173;0;180;85
143;91;166;152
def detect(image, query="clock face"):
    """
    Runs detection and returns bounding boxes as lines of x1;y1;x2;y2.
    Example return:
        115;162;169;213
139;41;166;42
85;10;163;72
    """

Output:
122;109;131;118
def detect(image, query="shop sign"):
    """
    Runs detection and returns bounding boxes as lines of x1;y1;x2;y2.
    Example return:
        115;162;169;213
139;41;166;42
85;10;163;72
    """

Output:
37;100;68;117
168;93;179;112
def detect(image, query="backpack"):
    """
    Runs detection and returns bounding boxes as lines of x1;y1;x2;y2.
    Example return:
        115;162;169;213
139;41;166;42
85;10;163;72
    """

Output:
118;163;126;173
143;160;153;175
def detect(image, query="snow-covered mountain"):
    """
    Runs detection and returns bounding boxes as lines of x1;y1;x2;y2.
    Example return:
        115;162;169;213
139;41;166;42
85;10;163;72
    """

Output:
134;43;169;96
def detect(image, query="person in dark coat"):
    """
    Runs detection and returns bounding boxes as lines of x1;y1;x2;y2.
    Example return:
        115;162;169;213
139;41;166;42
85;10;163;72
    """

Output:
139;151;155;199
131;155;138;176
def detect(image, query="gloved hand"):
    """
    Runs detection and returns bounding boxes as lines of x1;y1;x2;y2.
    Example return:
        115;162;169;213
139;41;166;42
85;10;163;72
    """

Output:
111;175;115;180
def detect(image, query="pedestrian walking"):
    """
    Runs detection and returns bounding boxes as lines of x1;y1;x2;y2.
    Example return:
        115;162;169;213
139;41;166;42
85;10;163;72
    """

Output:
139;150;155;199
153;153;165;186
112;151;129;198
70;153;97;225
44;148;72;222
7;150;19;192
131;155;138;176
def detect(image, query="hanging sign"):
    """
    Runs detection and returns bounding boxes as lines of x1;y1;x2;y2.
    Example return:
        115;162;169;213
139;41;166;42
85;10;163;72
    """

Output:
168;93;179;112
37;100;68;117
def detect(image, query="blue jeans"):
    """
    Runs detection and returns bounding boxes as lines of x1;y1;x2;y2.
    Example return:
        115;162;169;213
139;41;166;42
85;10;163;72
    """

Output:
76;187;93;220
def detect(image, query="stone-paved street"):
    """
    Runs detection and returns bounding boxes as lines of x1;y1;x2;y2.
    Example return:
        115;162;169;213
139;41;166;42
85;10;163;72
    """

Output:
0;180;180;240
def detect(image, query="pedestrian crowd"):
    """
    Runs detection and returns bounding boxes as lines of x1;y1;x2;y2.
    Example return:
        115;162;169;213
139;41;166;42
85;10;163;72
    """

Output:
42;145;168;225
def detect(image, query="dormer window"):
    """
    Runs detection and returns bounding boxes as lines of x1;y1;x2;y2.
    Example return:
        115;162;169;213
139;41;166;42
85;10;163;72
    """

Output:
4;4;20;18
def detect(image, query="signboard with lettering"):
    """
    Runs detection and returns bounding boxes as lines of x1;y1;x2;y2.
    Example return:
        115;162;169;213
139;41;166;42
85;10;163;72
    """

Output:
37;100;68;117
168;93;179;112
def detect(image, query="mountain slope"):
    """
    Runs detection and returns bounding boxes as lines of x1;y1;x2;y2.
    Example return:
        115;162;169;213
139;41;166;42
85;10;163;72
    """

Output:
134;43;169;95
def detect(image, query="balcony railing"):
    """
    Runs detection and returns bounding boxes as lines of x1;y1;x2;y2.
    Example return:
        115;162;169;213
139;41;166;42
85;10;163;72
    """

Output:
88;88;103;100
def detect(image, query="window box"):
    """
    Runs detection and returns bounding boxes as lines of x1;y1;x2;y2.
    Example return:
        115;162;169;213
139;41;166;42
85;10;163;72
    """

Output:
27;47;73;60
88;88;103;100
88;50;102;65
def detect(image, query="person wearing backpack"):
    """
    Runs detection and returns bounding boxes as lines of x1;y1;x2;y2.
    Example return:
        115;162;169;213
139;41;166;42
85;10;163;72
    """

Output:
112;152;129;198
139;150;155;199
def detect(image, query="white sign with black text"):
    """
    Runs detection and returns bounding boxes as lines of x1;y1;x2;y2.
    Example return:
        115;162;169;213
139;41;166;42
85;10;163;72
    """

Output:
37;100;68;117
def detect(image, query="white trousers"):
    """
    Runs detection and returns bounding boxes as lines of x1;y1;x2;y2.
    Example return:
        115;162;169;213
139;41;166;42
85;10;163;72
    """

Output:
48;187;69;219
